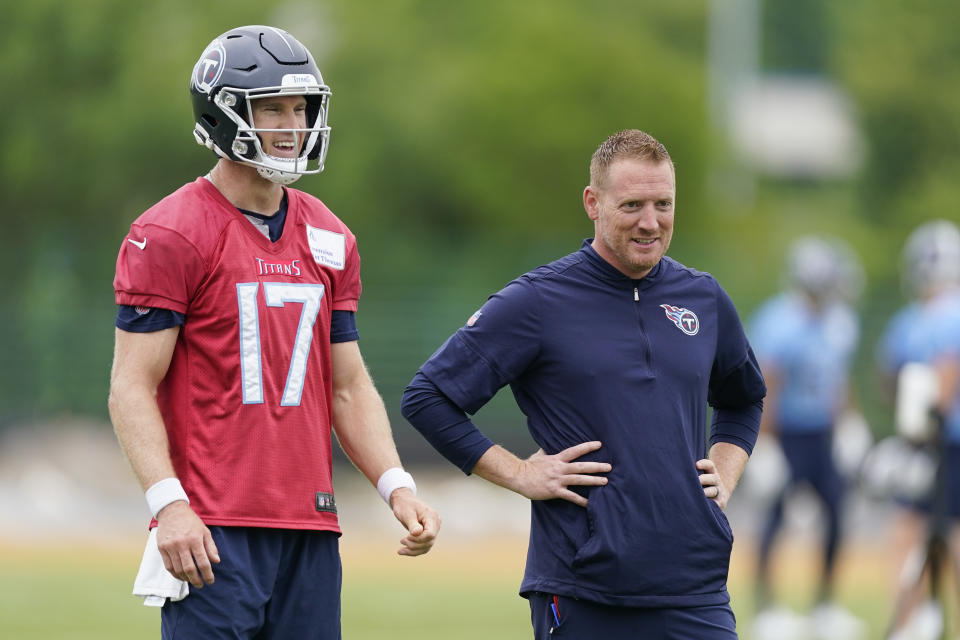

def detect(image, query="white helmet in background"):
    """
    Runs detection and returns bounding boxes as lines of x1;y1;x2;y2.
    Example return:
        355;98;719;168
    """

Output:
902;219;960;298
786;235;863;303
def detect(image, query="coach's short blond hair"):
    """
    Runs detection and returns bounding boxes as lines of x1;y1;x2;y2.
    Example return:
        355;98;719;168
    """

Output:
589;129;673;188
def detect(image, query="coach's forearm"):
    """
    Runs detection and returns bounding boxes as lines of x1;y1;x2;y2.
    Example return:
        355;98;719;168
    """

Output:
469;445;528;495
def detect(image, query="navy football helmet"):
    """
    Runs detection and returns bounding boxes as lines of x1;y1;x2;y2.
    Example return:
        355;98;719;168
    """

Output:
190;25;331;184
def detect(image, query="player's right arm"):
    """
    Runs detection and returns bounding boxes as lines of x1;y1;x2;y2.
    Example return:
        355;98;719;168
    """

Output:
108;327;219;588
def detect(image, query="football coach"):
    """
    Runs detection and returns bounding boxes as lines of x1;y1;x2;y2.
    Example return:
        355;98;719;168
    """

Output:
402;129;765;638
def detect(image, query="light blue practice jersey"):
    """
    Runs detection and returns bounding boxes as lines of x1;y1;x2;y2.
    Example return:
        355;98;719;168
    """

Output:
750;292;859;432
878;289;960;441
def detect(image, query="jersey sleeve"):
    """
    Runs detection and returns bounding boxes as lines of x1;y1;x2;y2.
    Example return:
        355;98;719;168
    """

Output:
710;400;763;455
114;223;207;313
710;285;766;409
708;284;766;454
419;278;541;415
934;300;960;357
401;370;496;474
875;308;912;373
115;305;186;332
332;234;361;312
330;310;359;343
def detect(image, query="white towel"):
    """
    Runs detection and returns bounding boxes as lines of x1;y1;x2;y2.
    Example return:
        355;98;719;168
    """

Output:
132;527;190;607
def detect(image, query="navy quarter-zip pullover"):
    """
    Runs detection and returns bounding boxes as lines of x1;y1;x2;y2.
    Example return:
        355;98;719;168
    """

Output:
402;240;765;608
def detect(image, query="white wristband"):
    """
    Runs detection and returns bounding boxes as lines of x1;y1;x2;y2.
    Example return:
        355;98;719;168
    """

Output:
145;477;190;519
376;467;417;504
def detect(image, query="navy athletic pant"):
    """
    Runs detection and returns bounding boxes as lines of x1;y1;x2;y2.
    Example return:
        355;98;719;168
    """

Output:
528;593;738;639
901;443;960;518
757;430;845;596
161;527;341;640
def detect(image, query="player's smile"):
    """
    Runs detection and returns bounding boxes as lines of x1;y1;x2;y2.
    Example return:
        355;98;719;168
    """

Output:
269;138;300;158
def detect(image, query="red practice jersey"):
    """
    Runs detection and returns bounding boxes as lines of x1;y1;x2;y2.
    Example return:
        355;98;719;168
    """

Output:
114;177;361;532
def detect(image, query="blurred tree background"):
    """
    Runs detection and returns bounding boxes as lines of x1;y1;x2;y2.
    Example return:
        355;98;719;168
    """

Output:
1;0;957;458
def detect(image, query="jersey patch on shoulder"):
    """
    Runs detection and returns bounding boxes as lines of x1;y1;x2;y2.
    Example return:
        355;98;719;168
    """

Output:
306;224;345;270
660;304;700;336
467;310;482;327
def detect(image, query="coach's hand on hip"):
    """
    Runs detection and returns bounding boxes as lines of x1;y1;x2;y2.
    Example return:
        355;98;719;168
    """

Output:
696;458;730;509
470;440;612;508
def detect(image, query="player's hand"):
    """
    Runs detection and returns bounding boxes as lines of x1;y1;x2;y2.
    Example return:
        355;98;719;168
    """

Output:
517;441;611;507
389;488;441;557
155;501;220;587
696;458;730;509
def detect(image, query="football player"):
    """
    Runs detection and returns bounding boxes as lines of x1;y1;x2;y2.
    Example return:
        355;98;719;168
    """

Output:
878;219;960;640
748;236;867;640
108;25;439;639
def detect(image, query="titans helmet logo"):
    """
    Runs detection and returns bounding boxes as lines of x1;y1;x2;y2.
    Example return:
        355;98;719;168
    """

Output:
660;304;700;336
192;40;226;94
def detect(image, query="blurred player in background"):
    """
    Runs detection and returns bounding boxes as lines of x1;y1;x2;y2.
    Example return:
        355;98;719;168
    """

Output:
876;220;960;640
402;129;766;639
748;236;867;640
108;25;438;639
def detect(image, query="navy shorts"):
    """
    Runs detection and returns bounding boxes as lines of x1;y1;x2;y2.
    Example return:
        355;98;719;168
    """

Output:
900;442;960;518
161;527;341;640
528;593;737;639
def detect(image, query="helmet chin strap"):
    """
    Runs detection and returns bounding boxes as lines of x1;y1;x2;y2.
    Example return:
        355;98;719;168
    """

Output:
256;166;302;185
251;134;308;185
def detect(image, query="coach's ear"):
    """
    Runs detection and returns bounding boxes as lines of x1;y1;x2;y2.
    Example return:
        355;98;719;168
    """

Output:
583;185;600;221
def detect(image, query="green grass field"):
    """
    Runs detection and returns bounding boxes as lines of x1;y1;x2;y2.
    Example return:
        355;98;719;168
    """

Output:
0;534;919;639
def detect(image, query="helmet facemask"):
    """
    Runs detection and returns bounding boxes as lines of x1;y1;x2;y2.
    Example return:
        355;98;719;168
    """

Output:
214;83;330;185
